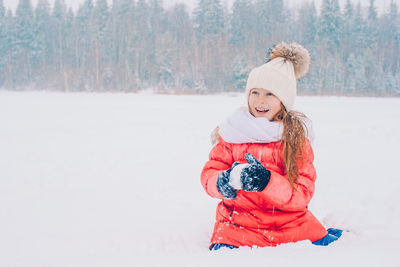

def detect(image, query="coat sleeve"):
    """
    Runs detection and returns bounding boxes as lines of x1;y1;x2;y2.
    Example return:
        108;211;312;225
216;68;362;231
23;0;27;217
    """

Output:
200;138;234;199
259;140;317;212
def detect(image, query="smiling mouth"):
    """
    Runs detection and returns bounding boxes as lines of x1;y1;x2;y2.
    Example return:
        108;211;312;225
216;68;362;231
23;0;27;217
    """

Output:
255;107;269;113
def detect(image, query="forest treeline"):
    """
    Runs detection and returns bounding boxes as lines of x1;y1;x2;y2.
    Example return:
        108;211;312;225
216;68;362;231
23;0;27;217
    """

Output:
0;0;399;95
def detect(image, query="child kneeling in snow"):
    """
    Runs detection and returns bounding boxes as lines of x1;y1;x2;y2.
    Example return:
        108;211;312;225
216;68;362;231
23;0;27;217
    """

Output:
201;42;341;250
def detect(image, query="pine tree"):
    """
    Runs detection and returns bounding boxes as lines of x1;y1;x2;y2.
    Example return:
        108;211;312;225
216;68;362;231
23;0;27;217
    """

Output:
366;0;378;48
230;54;250;92
15;0;35;85
254;0;271;36
297;2;317;47
148;0;166;85
94;0;110;40
193;0;225;91
76;0;95;89
318;0;343;52
3;9;14;87
52;0;67;76
134;0;151;85
364;48;380;95
341;0;355;94
169;3;192;47
150;0;164;34
0;0;4;17
32;0;51;72
344;52;364;94
157;31;175;89
229;0;254;47
93;0;110;90
0;0;5;48
0;0;4;26
387;1;399;77
362;0;380;95
167;4;194;90
296;2;318;94
342;0;354;58
268;0;287;42
254;0;272;50
112;0;133;70
15;0;34;49
317;0;344;94
0;0;6;86
62;7;76;91
353;2;365;49
194;0;224;41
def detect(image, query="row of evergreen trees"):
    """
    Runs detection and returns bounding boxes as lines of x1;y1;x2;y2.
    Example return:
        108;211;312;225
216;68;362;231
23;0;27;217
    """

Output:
0;0;399;95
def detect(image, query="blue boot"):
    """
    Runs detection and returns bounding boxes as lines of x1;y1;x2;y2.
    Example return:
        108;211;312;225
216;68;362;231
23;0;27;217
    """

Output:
210;243;239;251
312;228;343;246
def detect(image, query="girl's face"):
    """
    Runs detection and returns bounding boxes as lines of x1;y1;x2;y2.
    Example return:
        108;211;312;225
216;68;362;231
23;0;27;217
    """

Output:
248;88;282;121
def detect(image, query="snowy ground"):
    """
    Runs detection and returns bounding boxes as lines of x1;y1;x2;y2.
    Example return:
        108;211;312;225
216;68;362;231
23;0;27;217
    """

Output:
0;91;399;266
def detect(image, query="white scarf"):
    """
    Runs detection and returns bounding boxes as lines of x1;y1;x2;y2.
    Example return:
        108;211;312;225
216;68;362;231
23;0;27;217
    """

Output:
218;107;314;144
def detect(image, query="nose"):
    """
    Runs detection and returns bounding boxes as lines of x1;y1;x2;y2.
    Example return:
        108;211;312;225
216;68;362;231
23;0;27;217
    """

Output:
259;95;267;104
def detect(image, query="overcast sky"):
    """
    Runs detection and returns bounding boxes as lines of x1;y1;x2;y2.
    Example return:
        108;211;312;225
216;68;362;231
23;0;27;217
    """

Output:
2;0;396;14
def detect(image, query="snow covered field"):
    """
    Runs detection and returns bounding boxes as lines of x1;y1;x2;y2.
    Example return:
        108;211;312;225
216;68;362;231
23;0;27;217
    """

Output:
0;91;399;266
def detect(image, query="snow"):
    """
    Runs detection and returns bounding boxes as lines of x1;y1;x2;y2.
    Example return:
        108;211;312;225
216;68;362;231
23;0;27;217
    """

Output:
229;163;249;190
0;91;399;266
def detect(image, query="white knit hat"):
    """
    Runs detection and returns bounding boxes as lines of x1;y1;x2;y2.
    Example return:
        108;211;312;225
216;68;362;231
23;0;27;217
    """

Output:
245;42;311;111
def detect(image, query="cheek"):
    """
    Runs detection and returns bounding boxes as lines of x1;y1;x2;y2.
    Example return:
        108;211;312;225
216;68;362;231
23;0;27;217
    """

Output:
269;99;282;116
248;97;256;109
271;101;281;111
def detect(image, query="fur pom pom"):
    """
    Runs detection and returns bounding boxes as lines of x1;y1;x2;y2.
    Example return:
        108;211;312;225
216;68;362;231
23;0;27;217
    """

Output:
270;42;311;79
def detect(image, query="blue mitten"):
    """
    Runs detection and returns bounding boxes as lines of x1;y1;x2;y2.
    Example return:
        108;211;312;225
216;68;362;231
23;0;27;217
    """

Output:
240;153;271;192
216;162;240;199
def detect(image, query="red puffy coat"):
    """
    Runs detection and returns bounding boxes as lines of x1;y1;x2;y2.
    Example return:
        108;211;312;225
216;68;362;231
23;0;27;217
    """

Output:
201;138;327;248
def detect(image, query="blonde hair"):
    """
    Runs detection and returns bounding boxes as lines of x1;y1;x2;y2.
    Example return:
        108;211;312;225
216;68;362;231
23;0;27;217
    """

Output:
273;105;309;188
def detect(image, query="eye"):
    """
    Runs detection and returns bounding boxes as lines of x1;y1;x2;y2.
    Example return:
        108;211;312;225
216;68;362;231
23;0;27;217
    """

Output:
251;90;259;95
266;92;274;96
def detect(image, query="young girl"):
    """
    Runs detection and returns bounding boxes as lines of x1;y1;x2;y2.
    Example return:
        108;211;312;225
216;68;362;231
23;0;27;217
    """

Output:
201;42;342;250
